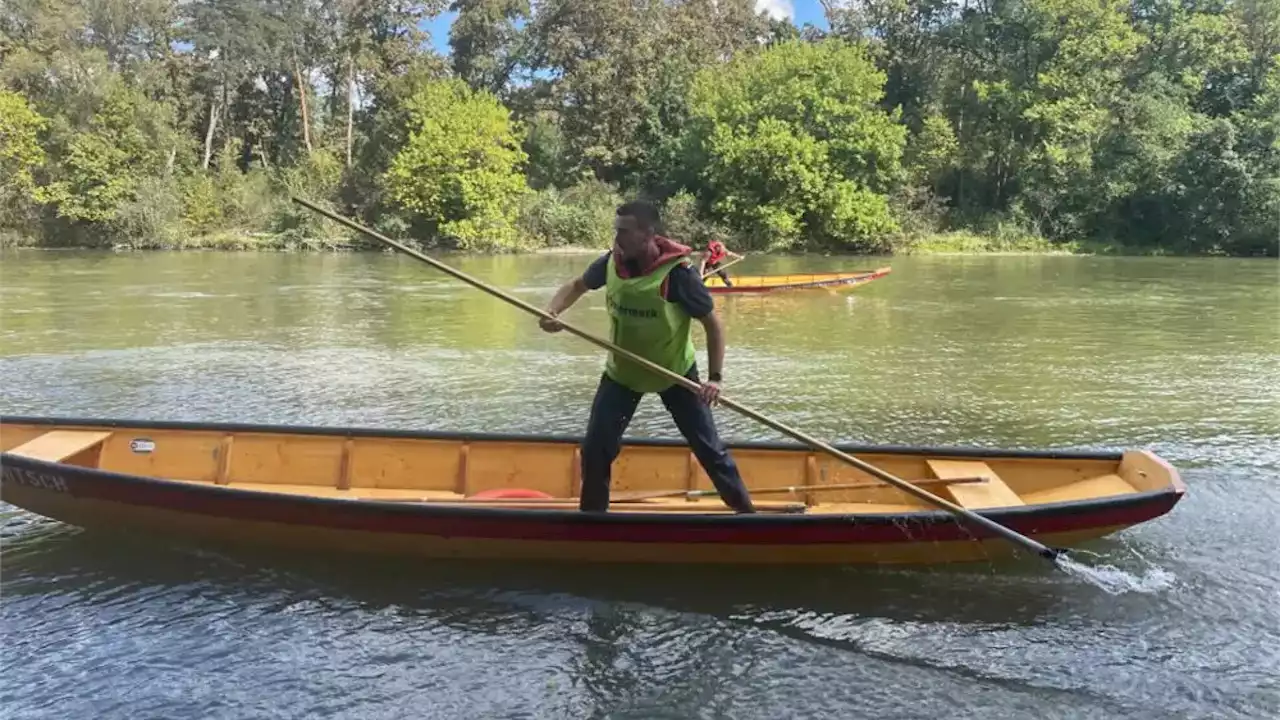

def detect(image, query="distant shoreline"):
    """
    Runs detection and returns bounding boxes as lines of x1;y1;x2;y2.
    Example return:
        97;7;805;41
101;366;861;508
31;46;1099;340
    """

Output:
0;230;1265;258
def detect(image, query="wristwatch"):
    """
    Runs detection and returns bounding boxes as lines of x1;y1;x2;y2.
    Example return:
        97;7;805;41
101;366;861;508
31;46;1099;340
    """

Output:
708;371;722;382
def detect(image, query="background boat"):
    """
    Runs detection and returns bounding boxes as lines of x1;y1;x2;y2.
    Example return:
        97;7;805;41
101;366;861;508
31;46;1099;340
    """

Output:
703;266;892;293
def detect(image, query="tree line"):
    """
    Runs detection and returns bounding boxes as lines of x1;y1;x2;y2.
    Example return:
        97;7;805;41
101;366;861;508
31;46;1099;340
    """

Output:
1;0;1276;256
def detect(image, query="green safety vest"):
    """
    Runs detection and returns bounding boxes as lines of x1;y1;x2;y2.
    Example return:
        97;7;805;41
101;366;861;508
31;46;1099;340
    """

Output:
603;255;697;393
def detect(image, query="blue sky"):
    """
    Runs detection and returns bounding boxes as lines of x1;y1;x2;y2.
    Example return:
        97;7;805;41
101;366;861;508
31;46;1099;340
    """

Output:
422;0;830;54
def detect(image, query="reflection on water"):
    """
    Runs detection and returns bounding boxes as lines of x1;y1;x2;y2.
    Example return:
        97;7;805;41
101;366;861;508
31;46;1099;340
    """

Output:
1;250;1278;719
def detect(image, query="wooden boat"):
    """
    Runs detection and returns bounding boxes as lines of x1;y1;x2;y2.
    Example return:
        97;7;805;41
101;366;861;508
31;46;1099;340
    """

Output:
0;415;1185;566
703;266;891;294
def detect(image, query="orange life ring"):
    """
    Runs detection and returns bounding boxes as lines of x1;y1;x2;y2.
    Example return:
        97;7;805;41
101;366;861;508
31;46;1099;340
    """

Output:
467;487;555;500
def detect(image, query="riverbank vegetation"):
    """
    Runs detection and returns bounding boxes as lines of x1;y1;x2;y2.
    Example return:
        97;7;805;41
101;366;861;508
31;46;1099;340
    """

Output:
1;1;1277;256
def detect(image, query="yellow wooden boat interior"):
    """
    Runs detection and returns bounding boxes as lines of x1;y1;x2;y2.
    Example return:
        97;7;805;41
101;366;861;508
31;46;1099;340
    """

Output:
703;268;890;290
1;420;1176;515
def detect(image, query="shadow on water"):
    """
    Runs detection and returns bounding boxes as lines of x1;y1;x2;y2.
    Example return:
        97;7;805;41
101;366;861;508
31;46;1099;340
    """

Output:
1;520;1135;633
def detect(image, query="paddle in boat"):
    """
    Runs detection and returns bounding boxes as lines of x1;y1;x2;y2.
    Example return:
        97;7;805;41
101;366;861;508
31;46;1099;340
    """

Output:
0;415;1186;565
701;267;892;294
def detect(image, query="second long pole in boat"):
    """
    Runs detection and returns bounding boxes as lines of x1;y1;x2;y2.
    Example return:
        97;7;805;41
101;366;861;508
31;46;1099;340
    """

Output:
290;196;1069;565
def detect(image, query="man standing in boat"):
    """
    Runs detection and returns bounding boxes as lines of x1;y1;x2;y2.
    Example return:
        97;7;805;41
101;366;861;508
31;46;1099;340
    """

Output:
697;238;740;286
539;201;756;514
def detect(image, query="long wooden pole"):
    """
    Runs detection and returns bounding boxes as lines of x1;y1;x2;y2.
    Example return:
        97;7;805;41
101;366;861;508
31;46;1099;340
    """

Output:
613;476;987;502
701;254;745;279
290;197;1067;563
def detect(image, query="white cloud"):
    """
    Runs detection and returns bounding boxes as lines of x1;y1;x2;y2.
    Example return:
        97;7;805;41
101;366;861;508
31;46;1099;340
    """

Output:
755;0;795;21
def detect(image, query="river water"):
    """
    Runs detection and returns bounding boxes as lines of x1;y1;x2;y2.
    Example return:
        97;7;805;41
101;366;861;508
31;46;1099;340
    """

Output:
1;250;1277;719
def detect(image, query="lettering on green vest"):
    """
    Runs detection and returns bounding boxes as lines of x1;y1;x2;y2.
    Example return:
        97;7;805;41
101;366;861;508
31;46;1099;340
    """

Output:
604;296;659;319
604;255;697;393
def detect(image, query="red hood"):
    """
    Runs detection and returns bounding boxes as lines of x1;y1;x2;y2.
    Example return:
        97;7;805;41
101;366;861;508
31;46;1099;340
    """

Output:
612;236;692;278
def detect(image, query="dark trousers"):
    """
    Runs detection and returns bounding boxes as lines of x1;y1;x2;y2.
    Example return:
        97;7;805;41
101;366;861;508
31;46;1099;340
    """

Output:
579;366;755;513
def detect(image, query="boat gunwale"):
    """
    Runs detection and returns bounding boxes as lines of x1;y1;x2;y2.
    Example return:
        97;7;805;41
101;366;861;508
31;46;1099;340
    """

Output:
0;453;1181;529
1;414;1129;461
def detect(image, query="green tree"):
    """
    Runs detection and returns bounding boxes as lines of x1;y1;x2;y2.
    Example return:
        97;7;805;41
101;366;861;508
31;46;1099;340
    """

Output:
448;0;530;95
1167;117;1276;255
904;113;958;192
510;0;768;189
0;0;1273;255
1012;0;1147;236
0;90;47;203
684;39;907;251
39;78;179;225
383;78;529;250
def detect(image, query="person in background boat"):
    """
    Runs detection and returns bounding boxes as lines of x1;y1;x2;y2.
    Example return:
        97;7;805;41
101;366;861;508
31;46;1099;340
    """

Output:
697;238;741;287
539;200;756;515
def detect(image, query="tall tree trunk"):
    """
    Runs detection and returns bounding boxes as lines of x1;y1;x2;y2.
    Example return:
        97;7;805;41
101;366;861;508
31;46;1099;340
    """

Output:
346;52;355;167
220;78;232;167
294;51;313;155
202;97;220;170
956;84;966;211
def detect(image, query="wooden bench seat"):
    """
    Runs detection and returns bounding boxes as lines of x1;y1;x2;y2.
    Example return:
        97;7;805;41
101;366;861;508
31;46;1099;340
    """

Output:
927;459;1025;509
7;430;113;464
